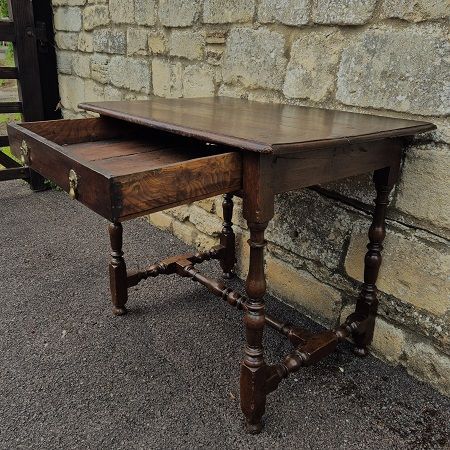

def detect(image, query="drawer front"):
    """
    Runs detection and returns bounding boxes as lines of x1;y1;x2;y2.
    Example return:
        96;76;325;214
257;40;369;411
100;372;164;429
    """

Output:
7;118;243;222
114;151;242;219
8;120;114;219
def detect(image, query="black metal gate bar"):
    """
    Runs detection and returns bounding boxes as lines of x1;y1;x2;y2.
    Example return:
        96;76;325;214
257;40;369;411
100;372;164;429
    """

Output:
0;0;60;189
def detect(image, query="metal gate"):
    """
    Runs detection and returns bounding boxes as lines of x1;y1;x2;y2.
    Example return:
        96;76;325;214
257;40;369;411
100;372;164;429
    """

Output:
0;0;60;190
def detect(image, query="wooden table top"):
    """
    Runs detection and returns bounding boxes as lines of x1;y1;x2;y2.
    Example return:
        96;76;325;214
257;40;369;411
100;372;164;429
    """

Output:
80;97;435;154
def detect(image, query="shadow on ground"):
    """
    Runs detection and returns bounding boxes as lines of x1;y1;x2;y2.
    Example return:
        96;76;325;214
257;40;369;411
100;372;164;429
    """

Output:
0;180;449;450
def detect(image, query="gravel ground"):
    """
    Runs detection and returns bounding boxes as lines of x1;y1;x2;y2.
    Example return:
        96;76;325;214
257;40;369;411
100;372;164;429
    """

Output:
1;180;449;450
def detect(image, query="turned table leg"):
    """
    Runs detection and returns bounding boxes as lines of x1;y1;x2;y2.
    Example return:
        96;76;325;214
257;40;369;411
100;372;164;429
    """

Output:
220;193;236;279
352;167;396;356
108;222;128;316
240;221;268;434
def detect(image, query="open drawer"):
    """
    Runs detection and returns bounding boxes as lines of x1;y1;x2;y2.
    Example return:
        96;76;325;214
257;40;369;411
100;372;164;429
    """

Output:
7;117;242;221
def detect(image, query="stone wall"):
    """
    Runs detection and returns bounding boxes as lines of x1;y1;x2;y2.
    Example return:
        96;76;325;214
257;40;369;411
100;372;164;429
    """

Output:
51;0;450;395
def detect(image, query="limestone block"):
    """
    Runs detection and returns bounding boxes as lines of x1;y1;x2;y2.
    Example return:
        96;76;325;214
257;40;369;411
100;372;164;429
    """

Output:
148;212;173;231
152;58;183;98
78;32;94;52
404;341;450;396
266;254;342;322
337;29;450;116
159;0;200;27
93;29;126;54
54;7;82;32
166;205;190;221
283;29;343;102
312;0;377;24
59;75;85;110
203;0;255;24
172;219;197;245
56;51;73;75
148;33;167;54
195;198;216;214
266;190;352;270
124;93;150;101
371;318;406;362
104;85;123;101
258;0;309;25
223;28;287;90
84;79;105;102
90;53;110;83
189;205;223;236
395;143;450;232
127;28;148;56
82;5;109;30
110;0;134;23
169;30;204;60
235;228;250;279
217;84;247;98
55;32;79;50
135;0;156;26
321;173;375;206
381;0;450;22
194;232;220;250
72;53;91;78
53;0;86;5
345;225;450;317
183;64;215;97
108;56;151;93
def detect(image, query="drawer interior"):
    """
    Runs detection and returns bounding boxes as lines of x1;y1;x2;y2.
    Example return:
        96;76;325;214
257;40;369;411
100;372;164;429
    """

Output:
8;117;242;221
58;137;223;178
14;116;234;177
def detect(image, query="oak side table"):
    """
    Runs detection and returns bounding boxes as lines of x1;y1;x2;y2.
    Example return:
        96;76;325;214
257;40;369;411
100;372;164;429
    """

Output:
8;97;435;433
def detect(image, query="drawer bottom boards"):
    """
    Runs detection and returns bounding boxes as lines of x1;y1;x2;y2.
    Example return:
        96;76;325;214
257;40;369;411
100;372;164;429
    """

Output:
8;117;242;221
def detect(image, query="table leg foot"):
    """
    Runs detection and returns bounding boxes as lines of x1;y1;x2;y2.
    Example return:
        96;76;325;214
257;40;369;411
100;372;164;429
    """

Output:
222;271;234;280
112;306;127;316
353;346;368;357
245;421;263;435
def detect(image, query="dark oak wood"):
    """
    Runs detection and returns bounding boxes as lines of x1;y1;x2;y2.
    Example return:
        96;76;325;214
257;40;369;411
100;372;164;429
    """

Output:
8;119;243;221
240;221;269;434
80;97;435;154
272;140;403;193
219;193;236;279
345;165;399;356
7;97;436;434
109;222;128;316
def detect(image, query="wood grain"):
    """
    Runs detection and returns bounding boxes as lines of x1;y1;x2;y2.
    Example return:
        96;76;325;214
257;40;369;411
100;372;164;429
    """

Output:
115;151;242;218
80;97;435;154
8;120;242;221
272;139;403;193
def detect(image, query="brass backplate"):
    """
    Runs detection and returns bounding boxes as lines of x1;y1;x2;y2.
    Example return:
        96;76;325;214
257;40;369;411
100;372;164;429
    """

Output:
20;140;29;165
68;169;79;200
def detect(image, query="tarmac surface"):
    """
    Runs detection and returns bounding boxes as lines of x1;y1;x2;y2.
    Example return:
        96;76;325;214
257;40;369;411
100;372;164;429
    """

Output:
1;180;449;450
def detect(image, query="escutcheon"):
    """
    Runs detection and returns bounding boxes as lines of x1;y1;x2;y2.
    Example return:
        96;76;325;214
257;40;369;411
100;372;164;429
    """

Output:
68;169;79;200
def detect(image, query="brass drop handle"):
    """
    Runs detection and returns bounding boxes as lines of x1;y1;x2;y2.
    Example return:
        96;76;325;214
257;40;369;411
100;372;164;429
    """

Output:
20;140;29;165
68;169;79;200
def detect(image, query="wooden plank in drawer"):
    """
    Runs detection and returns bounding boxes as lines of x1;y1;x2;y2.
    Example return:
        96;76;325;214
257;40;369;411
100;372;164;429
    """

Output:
7;118;243;221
